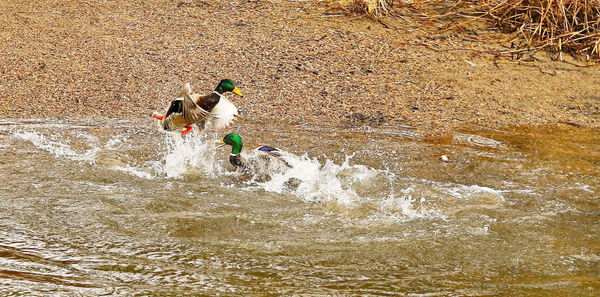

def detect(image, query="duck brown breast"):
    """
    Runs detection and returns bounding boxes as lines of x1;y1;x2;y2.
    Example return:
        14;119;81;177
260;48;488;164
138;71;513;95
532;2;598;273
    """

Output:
195;93;221;112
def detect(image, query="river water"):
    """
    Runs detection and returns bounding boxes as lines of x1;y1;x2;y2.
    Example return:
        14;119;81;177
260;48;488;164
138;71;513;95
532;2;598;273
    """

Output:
0;118;598;296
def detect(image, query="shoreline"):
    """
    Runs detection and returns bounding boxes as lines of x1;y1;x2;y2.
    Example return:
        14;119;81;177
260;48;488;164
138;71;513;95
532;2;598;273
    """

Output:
1;0;598;132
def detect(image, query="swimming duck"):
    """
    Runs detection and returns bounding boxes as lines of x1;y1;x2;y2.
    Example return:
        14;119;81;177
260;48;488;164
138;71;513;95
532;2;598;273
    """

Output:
218;133;291;176
152;79;243;134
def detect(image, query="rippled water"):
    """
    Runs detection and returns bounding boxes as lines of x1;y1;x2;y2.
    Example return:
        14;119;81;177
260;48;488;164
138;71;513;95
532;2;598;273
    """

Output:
0;118;598;296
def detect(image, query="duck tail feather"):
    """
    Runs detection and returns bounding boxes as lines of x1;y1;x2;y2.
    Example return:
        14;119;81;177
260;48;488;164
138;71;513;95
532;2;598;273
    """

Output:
156;116;174;131
178;83;193;97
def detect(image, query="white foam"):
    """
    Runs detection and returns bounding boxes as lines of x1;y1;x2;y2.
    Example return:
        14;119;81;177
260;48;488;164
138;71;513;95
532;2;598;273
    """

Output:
373;185;446;222
259;153;385;205
574;183;595;193
10;123;516;222
417;178;505;202
159;132;226;178
445;184;505;201
13;131;100;162
12;127;228;180
110;165;156;179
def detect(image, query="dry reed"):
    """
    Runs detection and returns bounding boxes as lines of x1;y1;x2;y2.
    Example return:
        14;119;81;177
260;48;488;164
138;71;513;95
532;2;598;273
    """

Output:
465;0;599;59
345;0;600;59
348;0;395;16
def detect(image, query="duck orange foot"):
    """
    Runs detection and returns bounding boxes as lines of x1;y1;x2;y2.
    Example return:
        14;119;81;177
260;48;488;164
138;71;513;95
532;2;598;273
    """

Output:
181;125;193;135
152;113;164;120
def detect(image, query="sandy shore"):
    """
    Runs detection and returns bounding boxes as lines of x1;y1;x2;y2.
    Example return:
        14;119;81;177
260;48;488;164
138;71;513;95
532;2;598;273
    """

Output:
1;0;598;133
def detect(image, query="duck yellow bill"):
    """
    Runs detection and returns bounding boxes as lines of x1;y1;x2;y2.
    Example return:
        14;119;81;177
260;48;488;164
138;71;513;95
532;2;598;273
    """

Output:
232;87;243;96
215;138;226;148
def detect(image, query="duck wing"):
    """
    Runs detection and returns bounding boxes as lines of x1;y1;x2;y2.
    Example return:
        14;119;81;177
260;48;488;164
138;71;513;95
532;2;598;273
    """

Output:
255;146;292;168
181;92;209;123
205;95;239;130
256;146;283;157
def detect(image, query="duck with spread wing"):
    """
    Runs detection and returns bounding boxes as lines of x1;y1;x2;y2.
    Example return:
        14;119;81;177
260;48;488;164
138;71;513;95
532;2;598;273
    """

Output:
153;79;243;134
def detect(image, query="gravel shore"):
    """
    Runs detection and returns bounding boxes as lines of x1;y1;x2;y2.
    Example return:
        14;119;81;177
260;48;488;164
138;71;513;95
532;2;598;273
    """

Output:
1;0;598;133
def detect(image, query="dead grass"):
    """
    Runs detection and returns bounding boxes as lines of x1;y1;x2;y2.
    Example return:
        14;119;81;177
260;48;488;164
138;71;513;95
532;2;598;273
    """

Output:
340;0;600;60
342;0;395;16
452;0;600;60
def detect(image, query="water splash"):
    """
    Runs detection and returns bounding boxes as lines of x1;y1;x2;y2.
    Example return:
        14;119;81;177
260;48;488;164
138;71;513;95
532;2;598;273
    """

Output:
258;153;387;205
159;132;226;178
11;127;226;180
13;131;100;162
11;123;506;221
11;128;437;219
379;186;440;220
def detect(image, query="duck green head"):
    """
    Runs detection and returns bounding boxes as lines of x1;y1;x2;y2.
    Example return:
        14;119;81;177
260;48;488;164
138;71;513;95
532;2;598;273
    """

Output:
222;133;243;155
215;79;243;96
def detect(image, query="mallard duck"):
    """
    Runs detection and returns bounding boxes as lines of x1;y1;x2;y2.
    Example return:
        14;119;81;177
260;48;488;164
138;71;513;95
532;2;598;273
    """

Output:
152;79;243;134
218;133;291;176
